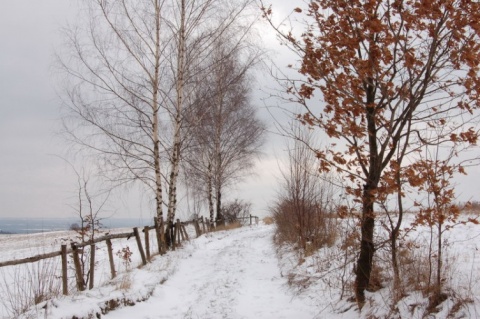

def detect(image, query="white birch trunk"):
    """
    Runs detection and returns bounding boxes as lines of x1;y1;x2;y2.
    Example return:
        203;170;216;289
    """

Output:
152;0;167;254
167;0;186;223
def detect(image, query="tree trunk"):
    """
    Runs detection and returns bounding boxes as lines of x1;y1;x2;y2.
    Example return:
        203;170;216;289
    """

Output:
167;0;186;224
391;169;405;302
391;230;401;301
355;74;378;308
215;180;224;227
152;0;165;255
207;163;215;228
167;139;181;222
355;183;376;308
436;221;442;297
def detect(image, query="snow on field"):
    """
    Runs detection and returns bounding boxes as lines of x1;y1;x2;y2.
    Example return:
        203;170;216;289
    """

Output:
1;220;480;319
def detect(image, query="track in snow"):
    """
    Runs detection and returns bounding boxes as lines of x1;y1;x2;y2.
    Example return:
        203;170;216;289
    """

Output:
104;225;317;319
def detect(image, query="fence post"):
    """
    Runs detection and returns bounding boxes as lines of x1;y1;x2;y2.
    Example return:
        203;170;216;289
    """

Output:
61;244;68;295
193;218;200;237
144;226;150;261
201;216;207;233
134;227;147;266
177;220;181;242
175;219;182;246
89;244;95;290
182;224;189;241
168;221;174;249
106;238;116;279
250;214;252;225
179;222;186;242
71;243;85;291
172;221;177;251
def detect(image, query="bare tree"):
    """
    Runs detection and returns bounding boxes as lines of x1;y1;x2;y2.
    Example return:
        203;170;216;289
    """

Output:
57;0;168;251
271;123;338;251
154;0;263;228
57;0;260;250
61;159;110;289
183;42;265;227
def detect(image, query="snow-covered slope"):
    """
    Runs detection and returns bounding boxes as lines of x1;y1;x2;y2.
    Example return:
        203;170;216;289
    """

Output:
102;225;319;319
3;222;480;319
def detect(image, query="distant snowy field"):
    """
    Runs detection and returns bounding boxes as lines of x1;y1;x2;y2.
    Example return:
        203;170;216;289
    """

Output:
0;220;479;319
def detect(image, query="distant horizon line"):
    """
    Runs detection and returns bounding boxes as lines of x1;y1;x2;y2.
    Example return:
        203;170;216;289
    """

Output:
0;216;151;220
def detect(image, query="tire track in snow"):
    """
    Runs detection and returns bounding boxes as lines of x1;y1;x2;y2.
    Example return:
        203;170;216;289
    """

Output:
103;225;317;319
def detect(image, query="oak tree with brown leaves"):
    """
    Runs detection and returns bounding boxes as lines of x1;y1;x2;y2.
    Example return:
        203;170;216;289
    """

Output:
262;0;480;308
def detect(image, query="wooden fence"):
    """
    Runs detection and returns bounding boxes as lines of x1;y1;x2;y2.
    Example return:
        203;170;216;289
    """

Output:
0;215;254;297
0;218;191;295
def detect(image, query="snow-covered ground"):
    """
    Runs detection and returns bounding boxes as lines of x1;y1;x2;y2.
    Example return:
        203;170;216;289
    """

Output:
1;220;479;319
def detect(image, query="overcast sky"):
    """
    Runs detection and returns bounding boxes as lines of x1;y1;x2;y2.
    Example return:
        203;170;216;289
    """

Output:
0;1;79;219
1;1;478;221
0;0;291;220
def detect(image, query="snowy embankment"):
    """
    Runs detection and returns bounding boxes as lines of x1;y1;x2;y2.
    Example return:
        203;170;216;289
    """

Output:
2;220;479;319
102;225;319;319
3;224;327;319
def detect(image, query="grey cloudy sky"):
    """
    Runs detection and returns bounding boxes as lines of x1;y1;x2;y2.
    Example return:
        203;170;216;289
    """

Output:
0;0;288;220
0;1;79;218
1;1;478;221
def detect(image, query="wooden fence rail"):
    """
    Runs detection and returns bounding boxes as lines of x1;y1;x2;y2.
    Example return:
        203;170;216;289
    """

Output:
0;218;193;296
0;213;251;317
0;250;62;268
0;214;245;298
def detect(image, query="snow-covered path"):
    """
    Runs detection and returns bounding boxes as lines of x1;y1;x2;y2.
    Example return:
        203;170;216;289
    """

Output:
104;225;317;319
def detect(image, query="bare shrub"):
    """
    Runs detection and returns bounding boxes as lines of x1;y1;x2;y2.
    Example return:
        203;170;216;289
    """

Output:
221;199;252;224
0;259;61;318
271;124;339;252
214;221;242;232
263;216;274;225
461;201;480;217
272;198;337;252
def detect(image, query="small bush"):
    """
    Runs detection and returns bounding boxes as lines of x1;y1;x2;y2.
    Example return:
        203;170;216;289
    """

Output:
0;259;61;318
221;199;252;224
272;198;337;251
70;223;81;231
263;216;274;225
215;221;242;231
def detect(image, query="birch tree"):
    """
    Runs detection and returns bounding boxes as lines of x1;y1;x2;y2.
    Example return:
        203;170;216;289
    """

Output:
57;0;259;241
184;42;264;226
163;0;260;224
58;0;168;251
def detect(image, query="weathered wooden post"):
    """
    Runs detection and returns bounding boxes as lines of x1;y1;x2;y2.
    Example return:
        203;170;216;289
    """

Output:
61;244;68;295
175;219;181;246
181;224;189;241
201;216;207;233
133;227;147;265
193;218;200;237
144;226;150;261
71;243;85;291
172;221;177;251
250;214;252;226
167;221;174;249
179;222;186;242
89;244;95;290
106;238;116;279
